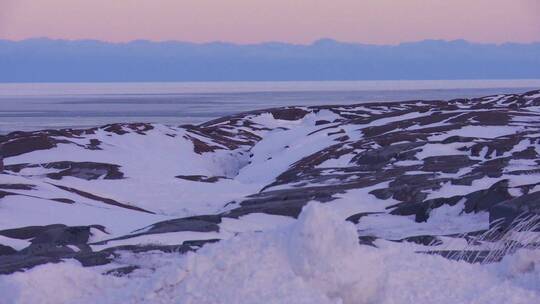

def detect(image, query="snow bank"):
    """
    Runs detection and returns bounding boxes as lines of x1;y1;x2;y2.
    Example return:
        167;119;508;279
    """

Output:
1;203;539;304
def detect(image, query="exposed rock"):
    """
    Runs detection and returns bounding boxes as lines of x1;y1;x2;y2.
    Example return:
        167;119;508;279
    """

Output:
489;191;540;230
358;236;378;247
0;244;17;256
0;255;62;275
50;184;155;214
421;155;479;174
346;212;383;224
400;235;443;246
270;108;309;121
175;175;227;183
389;180;512;222
0;134;58;158
0;184;35;190
104;265;140;277
0;224;67;240
5;161;124;180
463;180;512;214
315;120;331;125
92;216;221;246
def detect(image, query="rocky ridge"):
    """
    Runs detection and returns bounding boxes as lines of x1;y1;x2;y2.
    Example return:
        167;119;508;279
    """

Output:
1;90;540;274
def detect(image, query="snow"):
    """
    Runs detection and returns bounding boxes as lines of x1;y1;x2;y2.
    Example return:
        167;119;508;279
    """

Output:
393;160;422;167
415;144;468;160
367;111;429;128
0;194;171;238
235;118;344;185
356;208;489;240
316;153;356;168
1;126;261;217
90;231;222;251
220;213;295;233
425;178;503;200
428;125;524;141
0;235;30;251
1;203;538;304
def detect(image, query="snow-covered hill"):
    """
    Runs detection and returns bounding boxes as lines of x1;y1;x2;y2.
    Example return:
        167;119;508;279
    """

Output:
1;90;540;303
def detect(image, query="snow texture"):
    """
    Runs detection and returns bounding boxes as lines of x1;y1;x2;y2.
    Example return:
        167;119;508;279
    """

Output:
1;203;539;304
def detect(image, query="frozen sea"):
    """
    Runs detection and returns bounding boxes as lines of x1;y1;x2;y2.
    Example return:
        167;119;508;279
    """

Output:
1;79;540;134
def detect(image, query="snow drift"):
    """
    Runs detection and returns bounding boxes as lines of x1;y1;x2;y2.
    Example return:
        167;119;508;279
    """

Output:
1;203;539;304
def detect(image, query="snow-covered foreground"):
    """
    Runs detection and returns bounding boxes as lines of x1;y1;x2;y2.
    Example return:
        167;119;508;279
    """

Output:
1;203;539;304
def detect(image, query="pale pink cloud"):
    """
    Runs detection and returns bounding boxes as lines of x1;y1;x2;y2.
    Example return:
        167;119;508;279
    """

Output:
0;0;539;44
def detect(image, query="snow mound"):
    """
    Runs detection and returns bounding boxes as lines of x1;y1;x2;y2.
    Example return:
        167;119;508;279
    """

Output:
175;202;383;304
1;203;539;304
286;203;384;304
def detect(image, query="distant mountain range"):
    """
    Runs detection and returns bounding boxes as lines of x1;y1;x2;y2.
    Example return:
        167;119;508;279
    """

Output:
1;38;539;82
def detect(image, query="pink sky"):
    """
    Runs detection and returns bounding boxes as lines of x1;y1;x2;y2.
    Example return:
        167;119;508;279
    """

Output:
1;0;539;44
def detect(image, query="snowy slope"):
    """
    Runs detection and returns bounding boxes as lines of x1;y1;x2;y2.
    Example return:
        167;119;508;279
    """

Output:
1;90;540;303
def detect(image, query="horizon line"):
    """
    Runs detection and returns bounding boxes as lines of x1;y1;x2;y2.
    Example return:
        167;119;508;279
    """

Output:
2;37;540;47
2;78;540;85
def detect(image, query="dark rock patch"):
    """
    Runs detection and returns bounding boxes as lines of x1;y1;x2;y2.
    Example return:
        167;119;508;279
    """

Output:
346;212;383;224
102;123;154;135
399;235;443;246
421;155;479;174
0;224;67;240
50;184;155;214
390;195;463;222
0;184;35;190
45;162;123;180
91;216;221;246
0;255;62;275
184;135;221;154
489;191;540;230
104;265;140;277
0;134;58;158
74;251;116;267
6;162;124;180
50;198;76;204
463;180;512;214
358;236;378;247
29;226;91;246
224;186;341;219
0;244;17;256
134;215;221;235
389;180;512;222
315;120;331;125
352;142;423;168
270;108;309;121
175;175;227;183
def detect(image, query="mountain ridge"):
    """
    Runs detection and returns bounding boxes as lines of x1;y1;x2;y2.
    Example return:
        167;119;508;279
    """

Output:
2;38;539;82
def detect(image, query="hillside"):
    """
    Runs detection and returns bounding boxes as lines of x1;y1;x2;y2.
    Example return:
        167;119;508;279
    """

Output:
1;90;540;302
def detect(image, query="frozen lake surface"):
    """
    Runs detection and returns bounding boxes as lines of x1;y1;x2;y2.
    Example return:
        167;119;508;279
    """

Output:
1;79;539;133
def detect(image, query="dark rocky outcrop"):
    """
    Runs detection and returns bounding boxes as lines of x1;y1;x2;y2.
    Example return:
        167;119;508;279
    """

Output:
91;216;221;246
50;184;154;214
489;191;540;230
5;161;124;180
175;175;227;183
0;244;17;256
270;108;309;121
